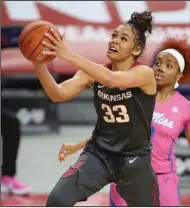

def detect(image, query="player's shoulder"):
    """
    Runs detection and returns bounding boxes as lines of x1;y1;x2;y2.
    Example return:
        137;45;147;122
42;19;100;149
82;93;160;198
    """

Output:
132;61;150;68
132;61;153;74
174;91;190;111
175;91;189;104
104;61;152;71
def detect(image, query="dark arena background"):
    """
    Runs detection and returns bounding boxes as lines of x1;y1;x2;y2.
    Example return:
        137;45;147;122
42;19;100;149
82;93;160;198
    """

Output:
1;1;190;206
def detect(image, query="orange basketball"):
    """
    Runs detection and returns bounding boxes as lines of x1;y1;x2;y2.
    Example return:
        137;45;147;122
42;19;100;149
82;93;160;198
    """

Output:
19;20;61;63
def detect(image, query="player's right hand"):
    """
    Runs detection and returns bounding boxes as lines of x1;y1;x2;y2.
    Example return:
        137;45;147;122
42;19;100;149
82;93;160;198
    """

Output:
58;143;81;162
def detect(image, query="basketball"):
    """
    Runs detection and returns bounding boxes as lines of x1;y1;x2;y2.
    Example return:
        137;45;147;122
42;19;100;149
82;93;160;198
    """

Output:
19;20;61;63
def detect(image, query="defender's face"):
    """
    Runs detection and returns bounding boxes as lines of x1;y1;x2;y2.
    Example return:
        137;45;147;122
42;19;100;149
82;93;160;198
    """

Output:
153;52;183;87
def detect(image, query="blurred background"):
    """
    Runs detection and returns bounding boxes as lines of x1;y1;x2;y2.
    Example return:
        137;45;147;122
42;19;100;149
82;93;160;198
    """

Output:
1;1;190;206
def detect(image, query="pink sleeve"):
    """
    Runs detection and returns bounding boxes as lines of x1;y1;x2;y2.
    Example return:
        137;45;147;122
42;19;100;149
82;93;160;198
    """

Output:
185;102;190;130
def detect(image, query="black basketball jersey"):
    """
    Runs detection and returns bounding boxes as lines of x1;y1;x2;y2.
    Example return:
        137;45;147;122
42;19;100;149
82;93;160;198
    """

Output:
92;61;156;155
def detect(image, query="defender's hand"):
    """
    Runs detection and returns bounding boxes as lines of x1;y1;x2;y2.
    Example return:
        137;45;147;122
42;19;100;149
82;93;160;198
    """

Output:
58;143;81;162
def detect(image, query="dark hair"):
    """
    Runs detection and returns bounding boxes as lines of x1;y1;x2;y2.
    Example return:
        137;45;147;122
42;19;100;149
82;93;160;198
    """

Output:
157;37;190;84
124;10;154;58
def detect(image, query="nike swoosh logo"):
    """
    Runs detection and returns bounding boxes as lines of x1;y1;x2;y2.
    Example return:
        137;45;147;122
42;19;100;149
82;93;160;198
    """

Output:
129;157;138;163
98;84;105;89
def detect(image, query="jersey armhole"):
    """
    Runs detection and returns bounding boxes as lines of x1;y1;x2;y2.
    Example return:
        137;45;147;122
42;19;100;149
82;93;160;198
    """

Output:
88;81;94;88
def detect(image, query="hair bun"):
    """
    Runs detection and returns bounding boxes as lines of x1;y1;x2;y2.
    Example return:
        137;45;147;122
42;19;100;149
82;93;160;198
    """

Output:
128;10;153;34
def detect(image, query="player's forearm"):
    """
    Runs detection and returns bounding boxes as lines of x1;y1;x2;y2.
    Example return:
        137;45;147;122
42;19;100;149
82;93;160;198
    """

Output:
77;136;92;150
65;52;113;87
34;64;62;102
185;128;190;145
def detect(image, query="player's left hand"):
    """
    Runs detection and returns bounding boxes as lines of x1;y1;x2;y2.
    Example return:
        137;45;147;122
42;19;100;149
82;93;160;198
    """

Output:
42;28;71;60
58;143;81;162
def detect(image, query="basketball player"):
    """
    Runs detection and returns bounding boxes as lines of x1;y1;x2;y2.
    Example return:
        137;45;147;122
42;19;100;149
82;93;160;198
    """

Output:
59;37;190;206
33;11;160;206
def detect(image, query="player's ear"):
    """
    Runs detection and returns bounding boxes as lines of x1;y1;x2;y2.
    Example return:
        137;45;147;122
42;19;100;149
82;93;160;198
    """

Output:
176;72;183;82
132;46;141;57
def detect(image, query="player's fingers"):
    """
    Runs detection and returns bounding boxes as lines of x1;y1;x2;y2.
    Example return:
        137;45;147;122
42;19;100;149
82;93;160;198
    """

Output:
58;155;63;162
44;32;59;45
58;151;71;162
42;51;56;56
63;150;71;156
59;154;66;160
59;151;69;162
58;145;66;159
58;151;64;161
61;33;66;41
42;41;57;50
50;28;61;41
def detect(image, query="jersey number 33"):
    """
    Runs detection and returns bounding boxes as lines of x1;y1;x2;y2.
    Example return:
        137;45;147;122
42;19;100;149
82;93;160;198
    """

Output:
102;103;130;123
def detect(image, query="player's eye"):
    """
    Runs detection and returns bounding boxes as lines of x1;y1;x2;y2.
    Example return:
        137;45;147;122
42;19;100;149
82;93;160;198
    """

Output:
111;33;117;38
121;37;127;41
167;64;173;69
155;61;160;66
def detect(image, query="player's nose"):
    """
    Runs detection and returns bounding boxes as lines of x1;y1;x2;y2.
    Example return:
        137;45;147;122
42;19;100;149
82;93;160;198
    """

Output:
156;67;165;73
111;36;119;45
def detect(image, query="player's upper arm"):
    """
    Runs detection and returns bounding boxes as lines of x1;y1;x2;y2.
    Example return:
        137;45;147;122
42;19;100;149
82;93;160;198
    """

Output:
56;70;93;102
185;128;190;145
109;65;155;89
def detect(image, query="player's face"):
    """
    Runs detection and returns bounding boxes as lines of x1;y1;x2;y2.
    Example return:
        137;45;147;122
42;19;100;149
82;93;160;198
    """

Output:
107;25;141;62
153;53;183;88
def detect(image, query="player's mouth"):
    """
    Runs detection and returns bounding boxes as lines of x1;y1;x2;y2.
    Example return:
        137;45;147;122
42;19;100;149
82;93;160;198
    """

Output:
107;46;118;53
155;72;164;81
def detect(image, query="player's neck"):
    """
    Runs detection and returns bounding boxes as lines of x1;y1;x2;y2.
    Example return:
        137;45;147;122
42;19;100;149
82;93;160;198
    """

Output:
156;86;176;102
111;56;135;72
